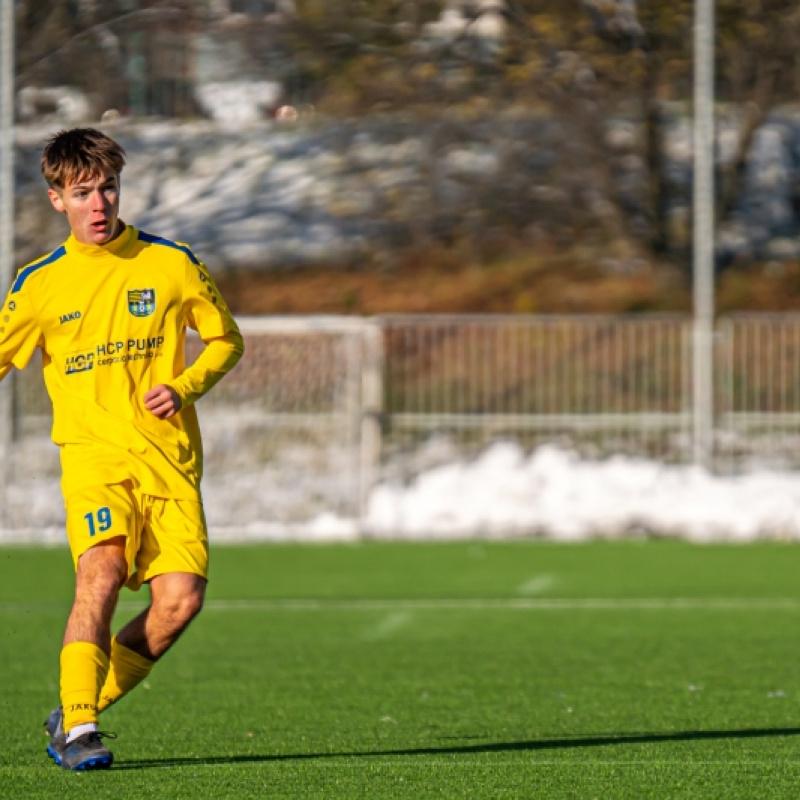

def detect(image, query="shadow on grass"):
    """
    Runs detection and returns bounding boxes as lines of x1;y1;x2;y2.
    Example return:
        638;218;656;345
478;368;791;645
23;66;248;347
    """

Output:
113;726;800;770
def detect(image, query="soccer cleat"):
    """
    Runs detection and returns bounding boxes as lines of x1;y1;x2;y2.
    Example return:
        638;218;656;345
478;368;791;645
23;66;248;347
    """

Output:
44;706;66;766
60;731;116;772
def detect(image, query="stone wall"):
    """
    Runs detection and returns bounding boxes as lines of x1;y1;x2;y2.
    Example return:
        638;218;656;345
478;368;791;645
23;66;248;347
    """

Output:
13;107;800;274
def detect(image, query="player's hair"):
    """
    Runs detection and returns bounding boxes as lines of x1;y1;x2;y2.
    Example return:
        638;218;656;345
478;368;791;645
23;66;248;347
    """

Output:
41;128;126;189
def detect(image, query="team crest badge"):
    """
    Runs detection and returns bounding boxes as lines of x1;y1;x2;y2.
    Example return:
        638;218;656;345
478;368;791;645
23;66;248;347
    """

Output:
128;289;156;317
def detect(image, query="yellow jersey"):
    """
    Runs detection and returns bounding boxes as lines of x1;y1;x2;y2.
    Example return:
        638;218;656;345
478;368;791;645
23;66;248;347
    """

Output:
0;224;244;500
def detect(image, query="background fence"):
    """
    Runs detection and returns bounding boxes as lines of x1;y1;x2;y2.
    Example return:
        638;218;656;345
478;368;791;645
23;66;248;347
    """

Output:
4;312;800;537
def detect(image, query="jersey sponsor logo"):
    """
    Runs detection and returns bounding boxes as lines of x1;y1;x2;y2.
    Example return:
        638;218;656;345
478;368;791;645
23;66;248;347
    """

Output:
128;288;156;317
65;351;94;374
95;336;165;366
59;311;82;324
7;301;15;311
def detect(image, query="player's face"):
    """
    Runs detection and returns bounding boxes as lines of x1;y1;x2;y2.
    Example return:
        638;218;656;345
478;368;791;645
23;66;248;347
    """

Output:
47;170;122;246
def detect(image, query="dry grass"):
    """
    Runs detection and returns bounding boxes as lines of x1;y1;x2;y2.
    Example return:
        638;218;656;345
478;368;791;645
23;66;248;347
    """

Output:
215;247;800;317
218;249;682;316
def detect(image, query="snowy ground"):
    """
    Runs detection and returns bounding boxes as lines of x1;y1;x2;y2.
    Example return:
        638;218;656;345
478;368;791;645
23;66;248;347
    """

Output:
5;440;800;544
363;442;800;543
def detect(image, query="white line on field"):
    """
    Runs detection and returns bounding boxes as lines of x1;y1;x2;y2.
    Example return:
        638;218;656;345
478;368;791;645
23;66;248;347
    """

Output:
165;597;800;612
364;611;414;640
3;597;800;615
517;573;558;596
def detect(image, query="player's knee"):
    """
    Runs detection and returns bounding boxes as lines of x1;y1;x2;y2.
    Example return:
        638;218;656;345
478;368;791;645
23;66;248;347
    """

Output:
156;586;205;629
178;588;205;623
150;573;206;632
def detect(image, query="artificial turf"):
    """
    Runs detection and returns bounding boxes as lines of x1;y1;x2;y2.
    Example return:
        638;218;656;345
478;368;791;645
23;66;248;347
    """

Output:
3;540;800;798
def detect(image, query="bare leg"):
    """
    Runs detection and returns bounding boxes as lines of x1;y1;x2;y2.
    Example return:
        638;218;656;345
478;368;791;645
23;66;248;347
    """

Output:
63;537;127;655
115;572;206;661
59;537;128;736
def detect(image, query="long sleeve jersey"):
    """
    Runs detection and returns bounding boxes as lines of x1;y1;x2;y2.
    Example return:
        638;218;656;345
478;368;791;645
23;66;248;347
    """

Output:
0;224;244;500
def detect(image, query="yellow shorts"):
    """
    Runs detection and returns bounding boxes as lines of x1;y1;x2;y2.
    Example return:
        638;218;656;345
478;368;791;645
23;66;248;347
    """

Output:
65;482;209;591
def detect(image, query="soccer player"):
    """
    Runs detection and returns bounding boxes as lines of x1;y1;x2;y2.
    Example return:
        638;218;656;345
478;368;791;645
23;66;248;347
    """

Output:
0;128;244;771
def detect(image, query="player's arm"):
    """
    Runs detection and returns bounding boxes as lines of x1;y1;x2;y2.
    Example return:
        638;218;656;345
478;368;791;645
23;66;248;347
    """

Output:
146;332;243;418
0;282;43;382
146;253;244;416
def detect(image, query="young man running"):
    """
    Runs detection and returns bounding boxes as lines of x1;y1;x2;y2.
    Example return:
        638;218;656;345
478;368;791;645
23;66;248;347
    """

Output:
0;128;244;771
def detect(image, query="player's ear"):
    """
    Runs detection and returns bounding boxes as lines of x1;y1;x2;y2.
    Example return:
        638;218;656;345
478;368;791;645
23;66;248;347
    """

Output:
47;188;66;214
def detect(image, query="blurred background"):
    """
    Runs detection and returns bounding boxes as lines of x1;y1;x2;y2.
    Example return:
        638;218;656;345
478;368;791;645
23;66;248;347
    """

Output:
11;0;800;311
5;0;800;540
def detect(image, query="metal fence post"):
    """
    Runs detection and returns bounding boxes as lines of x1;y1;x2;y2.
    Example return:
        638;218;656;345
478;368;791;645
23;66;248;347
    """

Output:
693;0;716;468
359;319;384;527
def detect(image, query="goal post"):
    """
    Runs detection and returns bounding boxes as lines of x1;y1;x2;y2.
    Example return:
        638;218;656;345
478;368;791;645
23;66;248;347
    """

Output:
192;316;384;535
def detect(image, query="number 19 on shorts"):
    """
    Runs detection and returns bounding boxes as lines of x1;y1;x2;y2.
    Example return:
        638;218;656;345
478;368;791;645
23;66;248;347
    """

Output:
84;507;112;536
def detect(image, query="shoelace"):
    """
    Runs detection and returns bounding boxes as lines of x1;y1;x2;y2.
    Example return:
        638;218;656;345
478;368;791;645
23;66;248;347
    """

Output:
72;730;118;745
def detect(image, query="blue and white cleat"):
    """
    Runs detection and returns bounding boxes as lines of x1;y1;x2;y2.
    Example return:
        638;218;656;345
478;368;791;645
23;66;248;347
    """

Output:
60;731;116;771
44;706;66;766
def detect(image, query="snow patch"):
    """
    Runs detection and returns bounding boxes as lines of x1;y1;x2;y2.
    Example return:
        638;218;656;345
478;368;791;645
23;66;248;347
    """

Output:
6;441;800;543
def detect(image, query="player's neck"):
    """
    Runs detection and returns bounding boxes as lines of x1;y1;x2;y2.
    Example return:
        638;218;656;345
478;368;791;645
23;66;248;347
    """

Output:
68;221;132;258
71;219;126;248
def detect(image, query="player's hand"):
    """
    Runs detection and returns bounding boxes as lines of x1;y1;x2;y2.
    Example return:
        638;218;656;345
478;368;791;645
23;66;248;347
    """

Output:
144;385;182;419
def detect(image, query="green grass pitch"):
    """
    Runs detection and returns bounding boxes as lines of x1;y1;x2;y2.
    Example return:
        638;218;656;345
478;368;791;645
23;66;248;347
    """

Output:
3;540;800;798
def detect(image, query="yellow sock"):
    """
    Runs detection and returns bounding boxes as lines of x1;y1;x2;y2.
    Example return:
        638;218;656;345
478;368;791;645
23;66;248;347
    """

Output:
60;642;110;734
97;636;155;713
